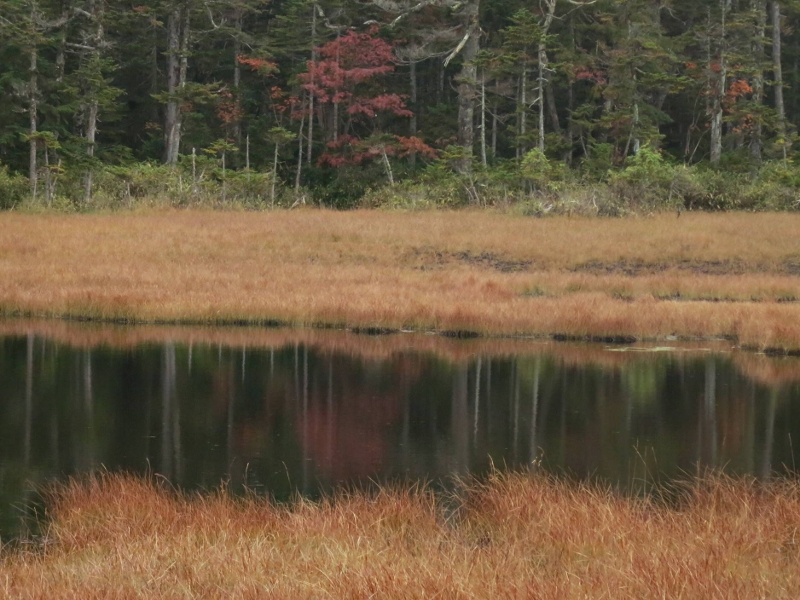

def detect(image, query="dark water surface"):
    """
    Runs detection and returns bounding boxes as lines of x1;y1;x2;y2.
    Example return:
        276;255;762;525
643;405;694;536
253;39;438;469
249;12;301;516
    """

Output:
2;322;800;537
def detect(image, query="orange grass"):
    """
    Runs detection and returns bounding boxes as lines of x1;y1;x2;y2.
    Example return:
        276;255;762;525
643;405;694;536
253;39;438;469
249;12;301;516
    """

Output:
2;210;800;348
4;472;800;598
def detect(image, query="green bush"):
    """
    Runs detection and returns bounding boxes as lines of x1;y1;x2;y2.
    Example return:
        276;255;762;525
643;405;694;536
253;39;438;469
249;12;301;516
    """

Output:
520;149;568;192
0;166;29;210
607;146;683;212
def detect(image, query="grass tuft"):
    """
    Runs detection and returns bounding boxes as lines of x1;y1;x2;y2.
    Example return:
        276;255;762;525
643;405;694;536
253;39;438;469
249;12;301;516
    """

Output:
4;471;800;598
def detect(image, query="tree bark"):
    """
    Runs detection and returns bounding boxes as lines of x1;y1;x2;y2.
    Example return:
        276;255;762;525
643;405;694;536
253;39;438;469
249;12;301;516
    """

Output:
538;46;545;153
84;100;98;203
164;6;181;164
84;0;104;203
29;43;38;199
771;1;786;159
480;69;487;167
56;2;67;82
750;0;766;171
545;81;561;134
295;102;305;195
409;60;417;167
307;4;317;167
709;0;729;166
491;101;497;159
232;7;242;148
455;0;479;174
538;0;556;154
271;141;279;207
519;67;527;157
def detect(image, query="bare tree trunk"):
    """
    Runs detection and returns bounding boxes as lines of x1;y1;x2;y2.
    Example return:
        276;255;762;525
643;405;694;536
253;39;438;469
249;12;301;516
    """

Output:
178;9;189;142
538;47;545;153
331;32;340;143
295;105;305;195
480;69;487;167
750;0;766;172
84;0;104;204
538;0;556;154
566;14;576;164
710;0;728;166
520;67;527;156
232;8;242;148
772;1;787;160
165;6;181;164
409;60;417;167
491;100;497;158
381;146;394;185
84;100;97;203
454;0;479;174
191;147;197;195
271;142;279;207
29;43;38;199
545;81;561;134
307;4;317;166
56;2;67;82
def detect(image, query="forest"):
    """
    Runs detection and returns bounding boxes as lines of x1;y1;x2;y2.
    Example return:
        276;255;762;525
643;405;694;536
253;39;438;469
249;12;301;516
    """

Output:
1;0;800;211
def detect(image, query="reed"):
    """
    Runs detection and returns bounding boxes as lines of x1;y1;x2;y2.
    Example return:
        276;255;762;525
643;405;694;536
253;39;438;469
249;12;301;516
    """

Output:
2;210;800;348
3;471;800;598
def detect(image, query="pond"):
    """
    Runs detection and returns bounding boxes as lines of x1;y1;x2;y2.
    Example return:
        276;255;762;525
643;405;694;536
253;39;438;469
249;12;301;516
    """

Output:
1;320;800;537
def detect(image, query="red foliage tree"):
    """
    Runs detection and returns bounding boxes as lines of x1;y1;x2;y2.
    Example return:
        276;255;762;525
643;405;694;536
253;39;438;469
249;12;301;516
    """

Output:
298;27;435;170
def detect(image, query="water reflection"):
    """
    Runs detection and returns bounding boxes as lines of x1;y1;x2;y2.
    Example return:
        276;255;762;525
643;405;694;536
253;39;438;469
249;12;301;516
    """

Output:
1;325;800;537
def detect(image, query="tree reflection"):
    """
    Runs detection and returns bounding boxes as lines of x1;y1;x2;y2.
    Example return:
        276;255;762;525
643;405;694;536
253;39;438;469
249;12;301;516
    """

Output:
1;331;800;539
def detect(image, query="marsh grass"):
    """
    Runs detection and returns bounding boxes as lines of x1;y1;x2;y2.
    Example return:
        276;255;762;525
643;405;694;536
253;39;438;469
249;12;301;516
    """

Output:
3;471;800;598
3;210;800;348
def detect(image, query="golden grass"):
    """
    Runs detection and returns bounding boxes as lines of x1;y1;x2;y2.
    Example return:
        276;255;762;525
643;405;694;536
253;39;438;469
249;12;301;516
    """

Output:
4;472;800;598
3;210;800;348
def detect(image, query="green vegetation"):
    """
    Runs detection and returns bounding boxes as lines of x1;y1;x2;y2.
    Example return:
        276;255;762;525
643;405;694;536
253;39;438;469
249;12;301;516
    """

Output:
2;0;800;211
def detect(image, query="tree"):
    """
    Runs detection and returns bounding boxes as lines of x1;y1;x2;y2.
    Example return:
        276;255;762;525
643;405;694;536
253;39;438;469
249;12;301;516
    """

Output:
299;27;433;177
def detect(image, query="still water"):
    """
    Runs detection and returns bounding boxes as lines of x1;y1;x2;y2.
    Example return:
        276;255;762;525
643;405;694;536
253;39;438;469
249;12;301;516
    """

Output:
2;323;800;536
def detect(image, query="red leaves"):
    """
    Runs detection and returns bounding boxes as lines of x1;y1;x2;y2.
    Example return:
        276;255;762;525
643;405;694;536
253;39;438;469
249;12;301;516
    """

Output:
395;136;437;159
317;135;438;168
236;55;278;76
215;90;243;125
346;95;412;118
727;79;753;99
299;27;425;170
298;30;397;93
299;29;410;119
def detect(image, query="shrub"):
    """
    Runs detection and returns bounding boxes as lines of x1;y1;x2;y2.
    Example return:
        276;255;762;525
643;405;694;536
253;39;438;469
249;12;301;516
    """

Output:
0;166;29;210
520;149;568;192
607;146;683;212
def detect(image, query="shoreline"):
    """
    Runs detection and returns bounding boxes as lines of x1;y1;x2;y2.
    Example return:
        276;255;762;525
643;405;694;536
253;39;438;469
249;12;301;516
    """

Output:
3;210;800;350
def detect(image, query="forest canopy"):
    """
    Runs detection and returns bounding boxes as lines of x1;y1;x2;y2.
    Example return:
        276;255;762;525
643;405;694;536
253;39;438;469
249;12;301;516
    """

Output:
1;0;800;211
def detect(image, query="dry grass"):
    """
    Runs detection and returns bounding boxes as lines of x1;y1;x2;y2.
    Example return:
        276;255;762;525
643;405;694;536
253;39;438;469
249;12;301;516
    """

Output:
3;210;800;348
3;472;800;598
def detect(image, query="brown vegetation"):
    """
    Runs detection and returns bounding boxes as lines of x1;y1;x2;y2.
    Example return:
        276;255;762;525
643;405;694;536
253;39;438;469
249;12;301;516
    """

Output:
2;210;800;348
3;472;800;598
